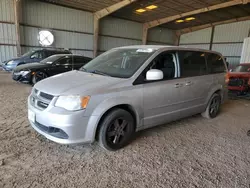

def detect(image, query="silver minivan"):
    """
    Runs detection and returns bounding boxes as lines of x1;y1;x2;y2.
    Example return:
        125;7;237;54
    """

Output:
28;45;228;151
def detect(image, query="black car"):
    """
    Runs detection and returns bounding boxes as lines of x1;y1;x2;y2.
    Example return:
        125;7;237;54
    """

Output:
12;54;92;84
2;49;72;72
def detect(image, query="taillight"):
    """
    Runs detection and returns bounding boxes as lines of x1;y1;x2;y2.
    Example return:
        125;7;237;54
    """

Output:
225;73;230;84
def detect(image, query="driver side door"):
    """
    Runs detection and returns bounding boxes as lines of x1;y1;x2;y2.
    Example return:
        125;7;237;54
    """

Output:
51;57;73;75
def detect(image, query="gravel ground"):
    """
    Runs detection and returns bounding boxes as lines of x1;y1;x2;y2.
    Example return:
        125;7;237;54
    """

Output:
0;70;249;188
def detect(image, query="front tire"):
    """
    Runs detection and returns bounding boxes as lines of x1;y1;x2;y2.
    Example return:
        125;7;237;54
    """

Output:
31;71;48;85
98;109;135;151
202;93;221;119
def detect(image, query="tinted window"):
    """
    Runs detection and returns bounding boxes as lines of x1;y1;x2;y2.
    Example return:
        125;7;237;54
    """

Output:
74;57;90;64
31;51;43;59
206;53;225;73
178;51;207;77
40;55;64;64
57;58;72;65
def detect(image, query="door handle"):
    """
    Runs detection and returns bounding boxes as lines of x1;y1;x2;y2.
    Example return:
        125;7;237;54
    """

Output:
175;83;183;88
185;81;193;86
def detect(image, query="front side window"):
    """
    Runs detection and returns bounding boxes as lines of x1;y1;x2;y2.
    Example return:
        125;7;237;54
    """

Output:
57;58;72;65
142;52;177;80
178;51;207;77
206;53;226;74
82;48;156;78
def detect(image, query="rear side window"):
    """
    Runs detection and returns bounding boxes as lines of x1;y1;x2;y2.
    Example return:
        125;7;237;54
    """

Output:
74;57;90;64
206;53;226;74
178;51;207;77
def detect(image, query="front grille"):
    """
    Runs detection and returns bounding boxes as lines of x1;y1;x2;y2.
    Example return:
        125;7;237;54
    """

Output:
30;88;54;110
40;92;54;100
34;121;68;139
229;78;245;87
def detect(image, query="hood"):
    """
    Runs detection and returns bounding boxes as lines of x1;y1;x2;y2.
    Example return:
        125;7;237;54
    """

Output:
35;70;125;96
14;62;48;72
2;57;21;64
228;72;250;78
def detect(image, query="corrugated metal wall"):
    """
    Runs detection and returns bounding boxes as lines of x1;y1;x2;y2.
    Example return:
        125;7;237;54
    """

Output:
1;0;176;61
180;20;250;68
241;37;250;63
99;17;175;51
0;0;17;63
99;17;142;51
20;0;94;57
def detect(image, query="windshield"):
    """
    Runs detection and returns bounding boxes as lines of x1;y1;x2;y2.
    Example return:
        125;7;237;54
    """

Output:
40;55;64;64
82;48;156;78
233;65;250;72
22;51;35;57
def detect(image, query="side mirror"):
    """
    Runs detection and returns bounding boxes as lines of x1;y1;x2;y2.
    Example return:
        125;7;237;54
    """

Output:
30;55;36;59
146;69;163;81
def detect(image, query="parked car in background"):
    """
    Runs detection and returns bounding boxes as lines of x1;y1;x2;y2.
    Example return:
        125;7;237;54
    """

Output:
13;54;92;84
2;49;71;72
228;63;250;95
28;45;228;151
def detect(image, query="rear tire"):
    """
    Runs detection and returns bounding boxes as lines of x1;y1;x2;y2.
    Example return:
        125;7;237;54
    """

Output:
98;108;135;151
202;93;221;119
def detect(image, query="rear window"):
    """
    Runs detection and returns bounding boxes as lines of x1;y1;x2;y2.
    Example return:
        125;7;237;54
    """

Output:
206;53;226;74
178;51;207;77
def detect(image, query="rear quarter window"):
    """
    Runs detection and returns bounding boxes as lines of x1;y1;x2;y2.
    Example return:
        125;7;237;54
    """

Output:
206;53;226;74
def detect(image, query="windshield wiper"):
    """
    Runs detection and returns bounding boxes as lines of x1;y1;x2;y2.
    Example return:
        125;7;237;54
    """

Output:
92;70;110;77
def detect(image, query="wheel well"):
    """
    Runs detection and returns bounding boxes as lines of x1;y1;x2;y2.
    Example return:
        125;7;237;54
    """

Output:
215;89;222;98
17;62;24;66
95;104;138;139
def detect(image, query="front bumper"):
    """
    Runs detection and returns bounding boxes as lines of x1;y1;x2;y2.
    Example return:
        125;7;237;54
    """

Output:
2;65;16;72
12;72;31;83
228;85;249;92
28;95;99;144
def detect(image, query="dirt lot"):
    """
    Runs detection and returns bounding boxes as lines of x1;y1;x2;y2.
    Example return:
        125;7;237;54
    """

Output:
0;70;249;188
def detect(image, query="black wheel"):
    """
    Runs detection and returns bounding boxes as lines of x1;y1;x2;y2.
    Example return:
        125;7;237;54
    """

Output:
98;108;135;151
202;93;221;119
31;71;48;85
247;130;250;136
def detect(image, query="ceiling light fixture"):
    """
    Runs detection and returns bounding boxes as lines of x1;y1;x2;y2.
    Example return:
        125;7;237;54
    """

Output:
136;8;146;13
185;17;195;21
146;5;158;10
176;19;184;23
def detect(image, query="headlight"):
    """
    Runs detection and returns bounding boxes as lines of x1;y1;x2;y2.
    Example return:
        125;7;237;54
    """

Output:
55;95;90;111
20;70;30;76
7;60;15;65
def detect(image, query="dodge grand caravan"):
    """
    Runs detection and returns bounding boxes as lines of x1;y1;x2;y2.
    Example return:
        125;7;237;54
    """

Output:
28;45;228;151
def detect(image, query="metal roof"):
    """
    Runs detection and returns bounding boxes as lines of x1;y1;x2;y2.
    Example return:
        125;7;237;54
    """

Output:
40;0;250;30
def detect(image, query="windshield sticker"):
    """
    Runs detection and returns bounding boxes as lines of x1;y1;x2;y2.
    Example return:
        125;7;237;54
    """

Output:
136;48;153;53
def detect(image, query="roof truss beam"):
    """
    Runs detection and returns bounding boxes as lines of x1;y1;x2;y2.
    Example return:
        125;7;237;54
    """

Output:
93;0;136;57
177;15;250;35
94;0;136;19
144;0;250;29
142;0;250;44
